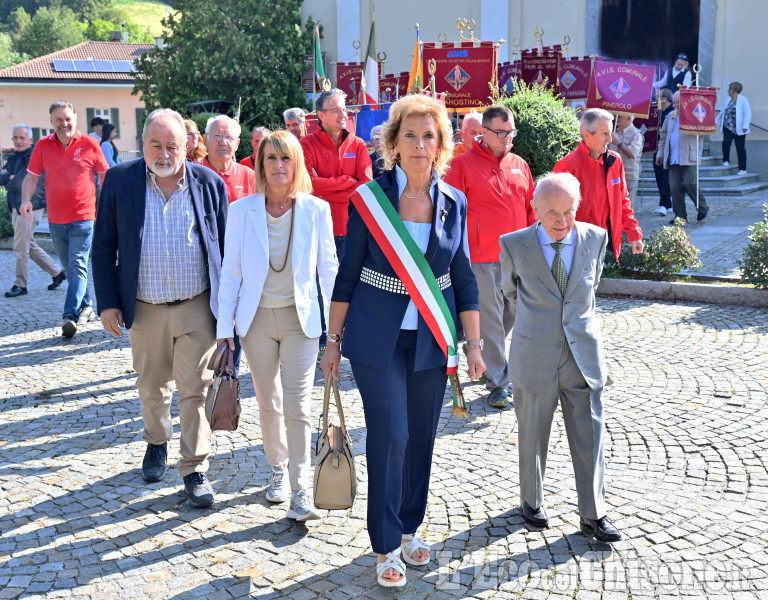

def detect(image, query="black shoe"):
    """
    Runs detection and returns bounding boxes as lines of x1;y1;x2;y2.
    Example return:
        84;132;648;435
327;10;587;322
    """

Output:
142;442;168;482
62;315;78;338
48;271;66;290
521;501;549;527
4;285;27;298
697;208;709;221
580;516;622;543
183;472;214;508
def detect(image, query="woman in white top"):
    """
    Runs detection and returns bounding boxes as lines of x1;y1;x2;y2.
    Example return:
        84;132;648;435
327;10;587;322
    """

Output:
216;130;338;521
717;81;752;175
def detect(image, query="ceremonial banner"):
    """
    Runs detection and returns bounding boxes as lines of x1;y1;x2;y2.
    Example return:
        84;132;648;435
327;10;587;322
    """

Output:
421;41;497;109
634;104;660;154
587;59;655;118
558;57;592;99
378;72;409;102
521;49;560;90
498;61;520;94
336;62;364;103
678;86;718;135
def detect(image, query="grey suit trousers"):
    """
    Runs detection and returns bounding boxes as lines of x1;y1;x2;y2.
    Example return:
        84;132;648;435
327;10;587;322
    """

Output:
472;261;514;390
514;346;606;519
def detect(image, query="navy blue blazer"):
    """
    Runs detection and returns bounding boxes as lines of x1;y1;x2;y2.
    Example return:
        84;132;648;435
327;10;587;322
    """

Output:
92;158;228;329
332;168;479;372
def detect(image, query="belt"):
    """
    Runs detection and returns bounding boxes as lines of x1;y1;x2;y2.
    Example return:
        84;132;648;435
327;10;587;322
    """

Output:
360;266;451;295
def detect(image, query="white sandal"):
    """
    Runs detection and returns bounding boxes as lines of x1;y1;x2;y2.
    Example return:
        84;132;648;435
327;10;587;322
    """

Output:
376;548;407;587
401;533;430;566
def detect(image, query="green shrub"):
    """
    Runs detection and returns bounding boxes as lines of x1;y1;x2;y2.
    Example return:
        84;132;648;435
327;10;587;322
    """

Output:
603;219;701;281
497;81;581;178
739;203;768;288
0;191;12;239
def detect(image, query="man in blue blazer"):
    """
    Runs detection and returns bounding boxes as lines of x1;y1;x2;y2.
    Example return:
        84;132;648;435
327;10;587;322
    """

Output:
500;171;622;543
92;108;227;508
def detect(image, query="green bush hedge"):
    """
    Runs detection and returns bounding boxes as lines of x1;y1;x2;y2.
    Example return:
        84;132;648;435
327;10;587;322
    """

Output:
604;219;701;281
497;82;581;179
0;190;13;239
739;203;768;288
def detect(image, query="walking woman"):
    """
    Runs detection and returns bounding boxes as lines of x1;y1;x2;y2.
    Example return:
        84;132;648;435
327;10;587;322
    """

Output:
217;130;338;521
320;95;485;587
718;81;752;175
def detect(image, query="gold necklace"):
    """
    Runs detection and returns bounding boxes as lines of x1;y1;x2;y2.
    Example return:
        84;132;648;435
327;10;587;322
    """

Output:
401;187;430;200
268;202;295;273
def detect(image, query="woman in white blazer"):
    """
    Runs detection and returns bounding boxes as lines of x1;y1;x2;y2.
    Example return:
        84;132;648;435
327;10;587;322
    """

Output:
718;81;752;174
217;130;338;521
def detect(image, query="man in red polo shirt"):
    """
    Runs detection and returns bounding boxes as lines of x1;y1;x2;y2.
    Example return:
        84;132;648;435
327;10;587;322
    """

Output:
445;105;535;409
239;126;269;170
554;108;644;262
203;115;255;204
21;101;108;338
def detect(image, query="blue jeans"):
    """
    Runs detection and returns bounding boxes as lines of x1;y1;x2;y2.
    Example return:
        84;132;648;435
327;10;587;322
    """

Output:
49;220;93;319
318;235;346;346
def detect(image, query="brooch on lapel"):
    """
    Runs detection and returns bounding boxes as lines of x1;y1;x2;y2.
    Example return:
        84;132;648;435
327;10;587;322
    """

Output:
441;207;448;222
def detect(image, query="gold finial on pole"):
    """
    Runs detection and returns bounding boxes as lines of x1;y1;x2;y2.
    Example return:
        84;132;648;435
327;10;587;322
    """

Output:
428;58;437;98
534;24;544;54
352;40;361;62
438;33;447;43
377;51;387;74
563;35;571;59
457;18;468;41
467;19;478;42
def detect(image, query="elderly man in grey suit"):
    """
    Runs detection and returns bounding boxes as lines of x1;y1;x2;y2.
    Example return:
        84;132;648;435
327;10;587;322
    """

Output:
499;171;621;543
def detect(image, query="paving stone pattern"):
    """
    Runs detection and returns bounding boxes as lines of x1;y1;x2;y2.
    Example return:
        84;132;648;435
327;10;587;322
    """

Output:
1;249;767;599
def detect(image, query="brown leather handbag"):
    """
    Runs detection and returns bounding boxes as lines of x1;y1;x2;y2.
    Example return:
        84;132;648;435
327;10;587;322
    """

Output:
205;343;241;431
313;377;357;510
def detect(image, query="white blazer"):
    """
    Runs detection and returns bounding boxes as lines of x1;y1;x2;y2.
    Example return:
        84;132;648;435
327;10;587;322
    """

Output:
216;192;338;340
717;93;752;135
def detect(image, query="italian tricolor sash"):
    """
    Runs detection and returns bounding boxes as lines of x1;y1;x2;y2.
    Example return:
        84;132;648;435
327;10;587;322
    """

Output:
350;180;468;416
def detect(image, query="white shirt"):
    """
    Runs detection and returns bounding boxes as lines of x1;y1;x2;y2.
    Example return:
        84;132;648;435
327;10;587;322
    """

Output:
537;222;577;275
395;165;439;330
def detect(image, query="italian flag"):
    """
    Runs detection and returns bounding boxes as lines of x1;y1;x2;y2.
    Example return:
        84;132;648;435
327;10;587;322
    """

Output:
360;21;378;105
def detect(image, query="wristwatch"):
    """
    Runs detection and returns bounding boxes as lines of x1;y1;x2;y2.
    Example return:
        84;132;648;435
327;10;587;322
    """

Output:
465;339;484;350
618;142;624;149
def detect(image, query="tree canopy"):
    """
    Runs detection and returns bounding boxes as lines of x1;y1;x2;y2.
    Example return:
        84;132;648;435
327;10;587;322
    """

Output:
133;0;312;129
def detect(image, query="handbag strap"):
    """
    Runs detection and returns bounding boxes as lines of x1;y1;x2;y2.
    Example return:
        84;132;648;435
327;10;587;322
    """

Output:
322;377;349;437
207;343;228;373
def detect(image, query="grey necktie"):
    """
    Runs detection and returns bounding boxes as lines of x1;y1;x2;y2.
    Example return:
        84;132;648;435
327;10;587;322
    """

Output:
550;242;568;296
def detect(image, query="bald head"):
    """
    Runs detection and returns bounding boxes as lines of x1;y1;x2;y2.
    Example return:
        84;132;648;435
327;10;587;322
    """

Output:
532;172;582;242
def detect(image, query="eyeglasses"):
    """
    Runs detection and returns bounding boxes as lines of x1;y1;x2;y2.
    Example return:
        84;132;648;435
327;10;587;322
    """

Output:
320;108;347;117
212;134;236;143
485;127;517;140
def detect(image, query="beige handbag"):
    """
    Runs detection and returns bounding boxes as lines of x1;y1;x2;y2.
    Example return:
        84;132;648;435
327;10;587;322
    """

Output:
313;377;357;510
204;343;241;431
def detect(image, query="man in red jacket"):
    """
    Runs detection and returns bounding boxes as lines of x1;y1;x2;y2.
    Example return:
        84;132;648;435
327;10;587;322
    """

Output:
301;89;372;352
554;108;644;261
301;89;372;263
444;105;535;409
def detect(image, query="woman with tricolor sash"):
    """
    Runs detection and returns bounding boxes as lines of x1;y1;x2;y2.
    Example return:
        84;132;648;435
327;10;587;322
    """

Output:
320;95;485;588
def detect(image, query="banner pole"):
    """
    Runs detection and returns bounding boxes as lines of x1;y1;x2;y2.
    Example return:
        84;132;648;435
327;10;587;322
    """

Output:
693;67;701;211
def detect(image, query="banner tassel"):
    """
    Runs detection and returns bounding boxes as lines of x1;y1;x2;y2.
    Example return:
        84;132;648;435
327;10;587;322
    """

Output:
450;373;469;419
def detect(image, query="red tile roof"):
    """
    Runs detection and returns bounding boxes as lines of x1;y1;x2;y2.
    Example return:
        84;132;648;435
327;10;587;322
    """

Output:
0;41;155;82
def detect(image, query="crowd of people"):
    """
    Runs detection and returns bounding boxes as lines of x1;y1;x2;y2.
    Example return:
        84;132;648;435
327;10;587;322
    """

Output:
0;52;753;587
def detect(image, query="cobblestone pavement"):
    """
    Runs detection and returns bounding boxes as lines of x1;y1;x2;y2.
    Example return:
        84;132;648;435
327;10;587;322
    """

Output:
1;248;768;600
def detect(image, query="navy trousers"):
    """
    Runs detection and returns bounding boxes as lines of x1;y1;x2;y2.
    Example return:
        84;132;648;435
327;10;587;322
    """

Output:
350;329;447;555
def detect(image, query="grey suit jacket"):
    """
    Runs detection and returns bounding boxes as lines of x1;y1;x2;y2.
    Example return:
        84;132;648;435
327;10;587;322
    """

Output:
656;112;703;168
499;221;608;393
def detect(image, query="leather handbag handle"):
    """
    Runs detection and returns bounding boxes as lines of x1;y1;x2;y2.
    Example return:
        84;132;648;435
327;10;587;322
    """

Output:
207;343;228;372
322;377;349;437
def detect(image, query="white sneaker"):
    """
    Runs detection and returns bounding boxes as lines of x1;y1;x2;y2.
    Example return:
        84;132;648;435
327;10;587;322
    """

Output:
78;305;95;324
286;489;321;521
722;161;730;167
738;170;748;175
653;206;668;215
265;466;289;503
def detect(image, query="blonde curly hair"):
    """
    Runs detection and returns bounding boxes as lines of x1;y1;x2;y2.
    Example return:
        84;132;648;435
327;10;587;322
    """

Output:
380;95;455;176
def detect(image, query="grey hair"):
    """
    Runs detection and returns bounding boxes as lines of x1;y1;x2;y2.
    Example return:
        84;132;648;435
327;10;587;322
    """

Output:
533;172;582;209
660;88;674;103
461;111;482;130
49;101;75;114
251;126;270;136
205;114;241;139
370;124;383;137
580;108;613;134
316;89;347;112
282;107;306;123
12;123;32;137
142;108;186;140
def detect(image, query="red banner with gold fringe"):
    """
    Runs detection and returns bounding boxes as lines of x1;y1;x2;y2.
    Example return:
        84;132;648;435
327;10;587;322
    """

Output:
678;86;718;135
421;41;497;109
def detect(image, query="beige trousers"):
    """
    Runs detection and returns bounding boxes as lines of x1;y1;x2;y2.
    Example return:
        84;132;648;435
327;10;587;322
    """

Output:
128;291;216;476
12;208;60;288
241;305;318;492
